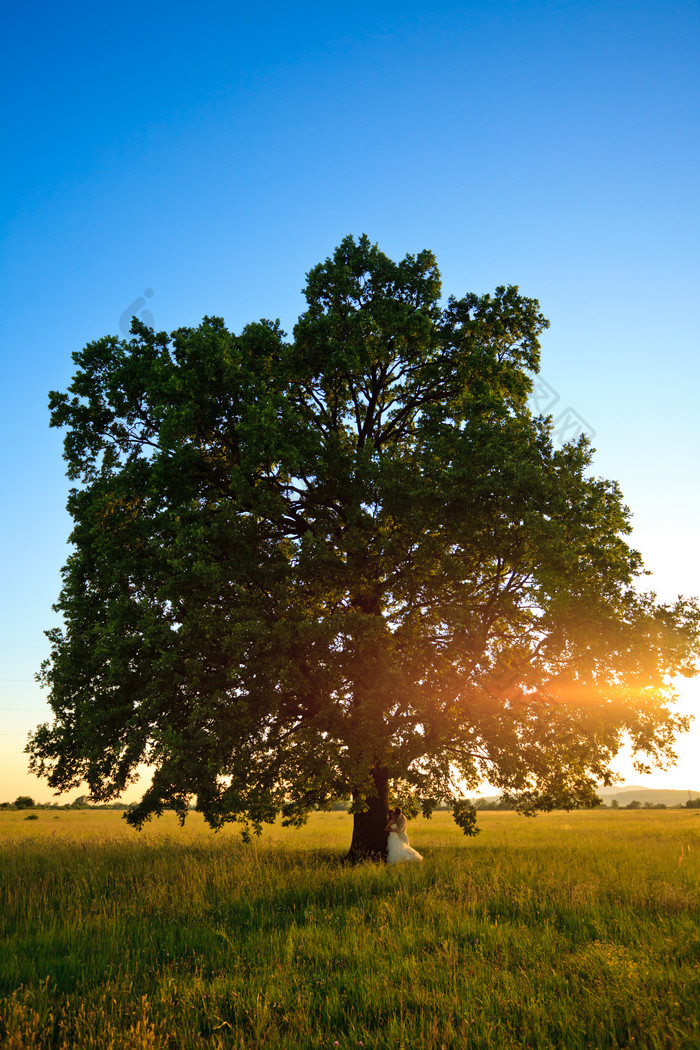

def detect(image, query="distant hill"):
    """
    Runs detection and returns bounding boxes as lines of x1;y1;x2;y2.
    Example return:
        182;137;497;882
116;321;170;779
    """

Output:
471;786;700;808
596;786;700;807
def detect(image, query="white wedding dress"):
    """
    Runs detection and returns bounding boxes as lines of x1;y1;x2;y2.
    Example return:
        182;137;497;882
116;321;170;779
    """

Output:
386;821;423;864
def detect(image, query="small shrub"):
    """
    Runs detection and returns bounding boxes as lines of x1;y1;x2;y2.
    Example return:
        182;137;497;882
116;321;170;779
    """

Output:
24;814;39;821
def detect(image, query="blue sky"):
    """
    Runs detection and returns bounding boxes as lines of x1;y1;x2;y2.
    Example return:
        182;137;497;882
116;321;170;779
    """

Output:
1;0;698;801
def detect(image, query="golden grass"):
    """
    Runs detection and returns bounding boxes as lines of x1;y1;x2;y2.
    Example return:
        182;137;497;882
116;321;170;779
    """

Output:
1;808;699;1048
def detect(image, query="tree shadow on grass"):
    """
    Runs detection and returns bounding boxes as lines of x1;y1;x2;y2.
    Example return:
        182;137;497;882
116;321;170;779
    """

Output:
3;841;447;995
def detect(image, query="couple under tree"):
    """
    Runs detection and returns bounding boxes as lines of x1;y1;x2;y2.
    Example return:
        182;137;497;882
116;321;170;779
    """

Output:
31;236;700;867
384;807;423;865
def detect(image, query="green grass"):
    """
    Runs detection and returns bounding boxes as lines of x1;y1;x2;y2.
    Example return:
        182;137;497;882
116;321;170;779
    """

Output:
1;809;699;1049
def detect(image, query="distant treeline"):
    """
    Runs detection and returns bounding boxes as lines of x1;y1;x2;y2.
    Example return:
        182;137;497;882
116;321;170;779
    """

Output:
4;795;700;813
1;796;134;811
471;797;700;811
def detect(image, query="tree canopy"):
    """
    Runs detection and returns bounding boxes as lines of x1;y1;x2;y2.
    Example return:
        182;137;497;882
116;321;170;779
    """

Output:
29;235;700;857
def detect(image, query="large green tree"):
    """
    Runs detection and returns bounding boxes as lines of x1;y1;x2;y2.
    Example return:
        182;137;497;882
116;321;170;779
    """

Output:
29;236;699;859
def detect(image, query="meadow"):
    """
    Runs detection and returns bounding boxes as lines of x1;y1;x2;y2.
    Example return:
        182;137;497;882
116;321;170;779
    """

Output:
1;808;698;1049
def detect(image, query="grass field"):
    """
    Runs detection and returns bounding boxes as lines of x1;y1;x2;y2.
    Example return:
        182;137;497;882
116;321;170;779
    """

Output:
1;808;699;1049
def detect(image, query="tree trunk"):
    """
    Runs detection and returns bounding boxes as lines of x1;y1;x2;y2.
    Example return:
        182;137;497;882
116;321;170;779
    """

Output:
346;765;390;863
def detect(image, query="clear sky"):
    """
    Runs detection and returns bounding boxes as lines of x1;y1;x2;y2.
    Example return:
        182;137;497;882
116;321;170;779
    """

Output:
1;0;698;803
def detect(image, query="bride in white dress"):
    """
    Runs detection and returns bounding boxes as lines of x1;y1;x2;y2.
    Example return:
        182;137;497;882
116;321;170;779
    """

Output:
385;807;423;864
